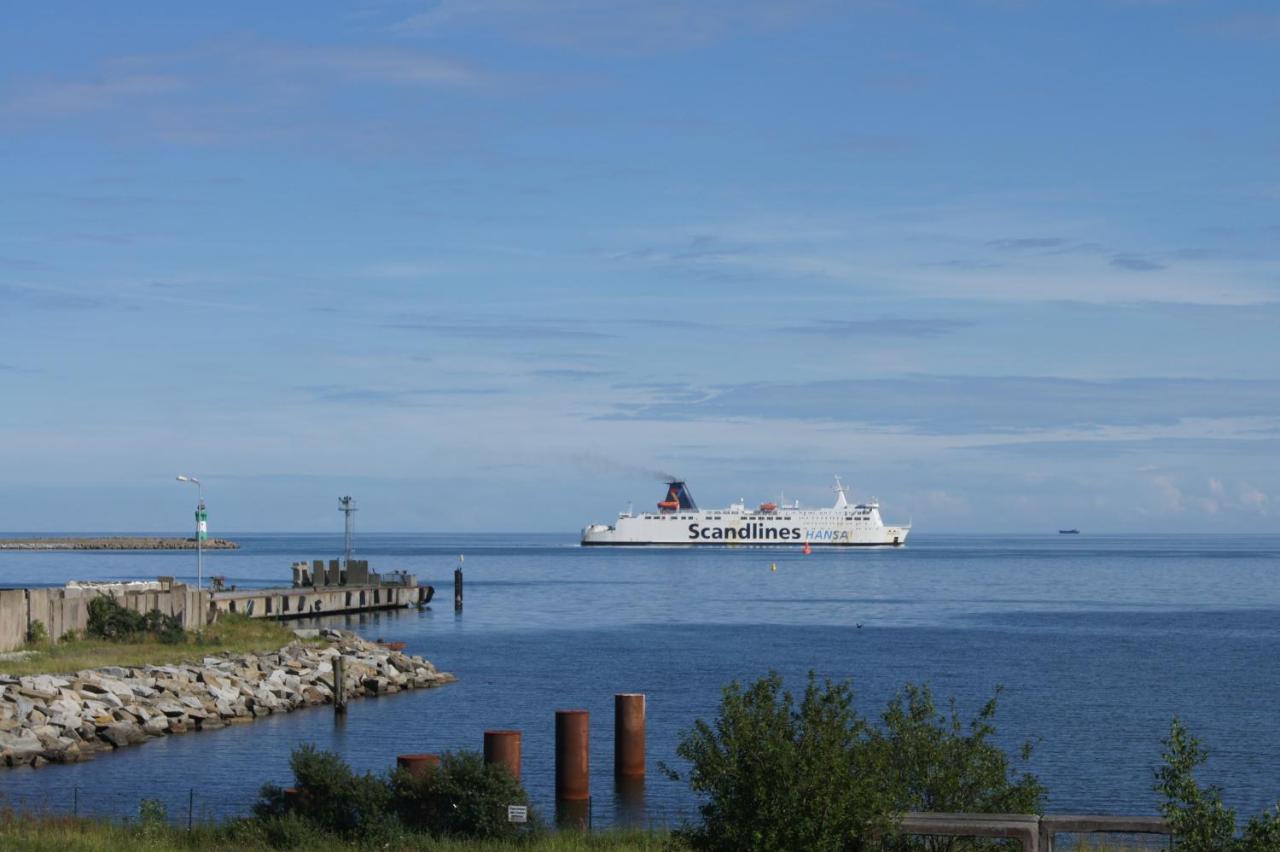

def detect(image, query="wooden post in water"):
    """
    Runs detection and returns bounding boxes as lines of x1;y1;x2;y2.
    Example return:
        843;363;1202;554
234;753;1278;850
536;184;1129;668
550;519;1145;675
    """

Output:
333;655;347;714
453;555;464;611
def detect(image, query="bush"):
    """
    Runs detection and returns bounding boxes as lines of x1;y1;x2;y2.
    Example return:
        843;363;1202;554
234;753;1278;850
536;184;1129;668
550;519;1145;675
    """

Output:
87;595;147;640
25;620;47;644
86;595;184;643
667;671;893;852
143;609;185;644
392;750;535;840
256;745;393;840
255;745;536;844
668;672;1044;852
1155;717;1280;851
874;683;1045;843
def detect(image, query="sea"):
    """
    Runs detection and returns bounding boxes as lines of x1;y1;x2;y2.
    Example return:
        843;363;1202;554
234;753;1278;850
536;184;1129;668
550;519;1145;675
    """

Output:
1;532;1278;828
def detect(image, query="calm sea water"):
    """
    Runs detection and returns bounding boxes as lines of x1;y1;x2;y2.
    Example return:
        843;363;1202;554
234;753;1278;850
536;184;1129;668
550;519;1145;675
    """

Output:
1;533;1278;826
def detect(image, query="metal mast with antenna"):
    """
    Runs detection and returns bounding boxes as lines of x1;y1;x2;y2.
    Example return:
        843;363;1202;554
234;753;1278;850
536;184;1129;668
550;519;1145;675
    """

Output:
338;496;357;566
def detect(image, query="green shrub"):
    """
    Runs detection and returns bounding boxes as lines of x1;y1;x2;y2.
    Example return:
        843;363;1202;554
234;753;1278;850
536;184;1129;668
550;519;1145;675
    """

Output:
875;684;1045;833
668;672;1045;852
143;609;184;644
667;671;893;852
86;595;147;640
255;745;536;844
257;745;393;840
86;595;184;643
25;619;47;644
59;629;78;643
1155;717;1280;851
392;750;535;839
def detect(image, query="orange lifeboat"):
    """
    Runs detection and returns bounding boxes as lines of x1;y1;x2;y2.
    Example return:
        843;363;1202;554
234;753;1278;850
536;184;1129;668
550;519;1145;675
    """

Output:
759;502;778;512
657;500;680;511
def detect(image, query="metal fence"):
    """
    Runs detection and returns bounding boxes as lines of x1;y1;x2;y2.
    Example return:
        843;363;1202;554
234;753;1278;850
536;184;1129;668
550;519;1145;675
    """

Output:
0;784;690;833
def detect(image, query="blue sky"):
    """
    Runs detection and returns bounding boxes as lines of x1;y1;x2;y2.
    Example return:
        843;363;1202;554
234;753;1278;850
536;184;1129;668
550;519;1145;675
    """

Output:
1;1;1277;533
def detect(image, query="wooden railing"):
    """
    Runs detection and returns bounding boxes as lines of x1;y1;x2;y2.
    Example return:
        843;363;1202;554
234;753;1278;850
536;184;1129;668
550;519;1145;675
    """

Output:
897;812;1172;851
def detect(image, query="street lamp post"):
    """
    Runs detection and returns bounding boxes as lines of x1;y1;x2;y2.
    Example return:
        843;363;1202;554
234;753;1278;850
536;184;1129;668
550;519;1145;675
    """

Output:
176;475;205;590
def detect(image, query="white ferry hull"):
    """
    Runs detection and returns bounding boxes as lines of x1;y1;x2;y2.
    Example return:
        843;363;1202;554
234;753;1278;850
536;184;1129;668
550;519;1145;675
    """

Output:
581;479;909;547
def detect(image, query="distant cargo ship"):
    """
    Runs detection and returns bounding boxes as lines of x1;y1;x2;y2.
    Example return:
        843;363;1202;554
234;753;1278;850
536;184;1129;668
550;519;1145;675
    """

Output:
1059;529;1080;535
581;477;910;547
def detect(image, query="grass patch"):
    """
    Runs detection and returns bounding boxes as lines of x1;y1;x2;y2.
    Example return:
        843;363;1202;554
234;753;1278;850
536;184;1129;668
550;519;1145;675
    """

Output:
1;614;309;677
0;813;671;851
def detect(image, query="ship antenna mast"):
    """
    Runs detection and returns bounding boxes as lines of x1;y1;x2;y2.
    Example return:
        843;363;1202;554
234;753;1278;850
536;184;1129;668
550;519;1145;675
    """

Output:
339;496;357;566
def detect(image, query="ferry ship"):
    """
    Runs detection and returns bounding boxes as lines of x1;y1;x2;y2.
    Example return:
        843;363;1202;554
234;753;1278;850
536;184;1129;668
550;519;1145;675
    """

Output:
581;477;910;547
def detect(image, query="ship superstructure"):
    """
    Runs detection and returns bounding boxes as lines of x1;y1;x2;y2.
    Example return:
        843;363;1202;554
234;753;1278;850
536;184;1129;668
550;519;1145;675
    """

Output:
581;477;909;547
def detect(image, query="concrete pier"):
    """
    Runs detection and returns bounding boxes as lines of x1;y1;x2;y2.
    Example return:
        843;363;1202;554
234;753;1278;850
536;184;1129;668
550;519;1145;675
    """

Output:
210;581;431;621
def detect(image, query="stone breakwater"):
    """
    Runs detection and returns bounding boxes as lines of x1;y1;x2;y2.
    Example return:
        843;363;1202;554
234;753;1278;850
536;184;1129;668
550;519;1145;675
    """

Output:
0;536;239;550
0;630;455;768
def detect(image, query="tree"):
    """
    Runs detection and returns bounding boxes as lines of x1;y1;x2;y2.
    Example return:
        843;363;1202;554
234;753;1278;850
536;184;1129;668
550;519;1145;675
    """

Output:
1155;717;1280;852
669;672;1046;852
874;684;1044;851
667;671;894;852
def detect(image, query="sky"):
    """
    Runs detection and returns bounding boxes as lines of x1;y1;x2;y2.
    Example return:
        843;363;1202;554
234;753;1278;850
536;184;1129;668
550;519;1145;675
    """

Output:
1;1;1278;534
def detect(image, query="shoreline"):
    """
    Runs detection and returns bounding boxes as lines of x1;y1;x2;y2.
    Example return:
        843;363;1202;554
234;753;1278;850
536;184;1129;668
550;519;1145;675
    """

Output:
0;537;240;551
0;629;454;769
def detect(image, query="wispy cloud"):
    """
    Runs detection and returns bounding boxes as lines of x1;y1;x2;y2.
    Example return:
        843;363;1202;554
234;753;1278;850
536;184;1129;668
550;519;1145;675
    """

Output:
296;384;505;406
391;0;831;53
2;74;184;119
781;318;974;338
0;283;106;311
385;318;615;341
987;237;1068;251
1110;253;1166;272
608;375;1280;434
529;368;613;381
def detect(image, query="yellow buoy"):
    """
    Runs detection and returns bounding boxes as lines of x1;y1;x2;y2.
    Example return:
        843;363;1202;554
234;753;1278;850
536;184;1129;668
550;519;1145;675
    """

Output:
770;563;777;572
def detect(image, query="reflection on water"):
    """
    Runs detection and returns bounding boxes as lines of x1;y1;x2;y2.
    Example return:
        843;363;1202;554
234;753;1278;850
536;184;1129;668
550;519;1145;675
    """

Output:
1;533;1278;826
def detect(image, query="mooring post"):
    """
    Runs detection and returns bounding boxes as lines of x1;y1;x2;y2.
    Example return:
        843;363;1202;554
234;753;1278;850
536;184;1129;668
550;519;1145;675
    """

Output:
614;693;646;778
556;709;590;827
483;730;522;781
333;655;347;714
453;555;463;611
396;753;440;777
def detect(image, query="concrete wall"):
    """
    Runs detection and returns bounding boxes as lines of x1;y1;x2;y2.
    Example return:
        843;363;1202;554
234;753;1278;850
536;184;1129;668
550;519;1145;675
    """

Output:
0;589;27;651
0;584;210;652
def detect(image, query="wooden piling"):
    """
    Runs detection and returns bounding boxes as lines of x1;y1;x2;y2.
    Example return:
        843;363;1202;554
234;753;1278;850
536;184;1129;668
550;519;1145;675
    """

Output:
333;655;346;714
453;567;463;611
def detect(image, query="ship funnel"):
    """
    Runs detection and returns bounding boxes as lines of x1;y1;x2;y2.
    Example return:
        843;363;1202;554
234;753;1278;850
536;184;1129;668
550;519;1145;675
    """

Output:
663;480;698;511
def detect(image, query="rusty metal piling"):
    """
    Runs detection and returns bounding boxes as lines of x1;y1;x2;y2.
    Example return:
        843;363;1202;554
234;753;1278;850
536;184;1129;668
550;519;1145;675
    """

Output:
614;693;645;778
396;753;441;778
483;730;522;781
555;709;590;801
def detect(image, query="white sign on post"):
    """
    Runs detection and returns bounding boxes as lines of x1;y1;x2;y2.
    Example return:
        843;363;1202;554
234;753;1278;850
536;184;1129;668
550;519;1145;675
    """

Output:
507;805;528;824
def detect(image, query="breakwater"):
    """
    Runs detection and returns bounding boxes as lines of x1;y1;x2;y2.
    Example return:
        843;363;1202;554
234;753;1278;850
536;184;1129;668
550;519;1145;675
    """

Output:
0;629;454;769
0;537;239;551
